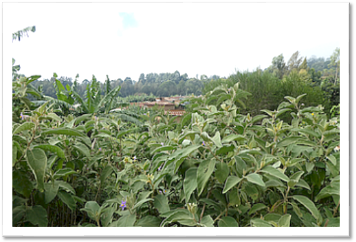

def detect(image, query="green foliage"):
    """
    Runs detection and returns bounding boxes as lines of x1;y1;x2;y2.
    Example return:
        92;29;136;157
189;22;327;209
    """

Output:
12;46;340;227
12;83;340;227
12;26;36;42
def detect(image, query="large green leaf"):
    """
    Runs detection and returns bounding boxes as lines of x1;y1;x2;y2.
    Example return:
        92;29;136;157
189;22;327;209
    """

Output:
34;144;65;158
26;148;47;191
278;214;291;227
215;144;234;156
211;131;222;148
199;215;214;227
98;85;122;112
248;203;267;215
228;188;241;206
264;213;282;223
291;128;320;138
80;201;100;221
276;108;292;118
245;173;265;187
288;171;305;188
72;90;89;113
326;161;339;177
100;206;115;227
295;93;307;104
74;114;92;125
100;165;113;184
73;143;91;158
44;182;59;204
57;180;76;194
215;162;229;184
223;176;242;194
117;127;140;138
221;134;246;144
183;167;198;203
54;168;77;179
132;198;153;210
295;179;311;190
276;136;301;147
13;205;26;226
260;166;289;182
116;213;136;227
250;218;272;227
25;205;48;227
46;113;62;122
197;159;215;196
13;170;33;198
218;216;239;227
154;194;170;214
57;190;76;211
251;114;268;124
178;131;200;143
293;195;322;222
135;216;161;227
170;144;200;172
12;122;35;135
315;185;340;201
160;209;191;227
150;145;176;154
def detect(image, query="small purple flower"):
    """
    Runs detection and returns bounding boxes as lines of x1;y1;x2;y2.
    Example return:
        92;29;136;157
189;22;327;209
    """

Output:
120;200;127;211
20;112;24;120
158;164;163;171
133;156;137;160
159;191;162;194
143;113;146;115
99;148;102;151
161;142;164;146
202;141;205;146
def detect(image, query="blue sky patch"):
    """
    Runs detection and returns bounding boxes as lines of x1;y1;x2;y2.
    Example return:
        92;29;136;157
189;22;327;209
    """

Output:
119;13;138;29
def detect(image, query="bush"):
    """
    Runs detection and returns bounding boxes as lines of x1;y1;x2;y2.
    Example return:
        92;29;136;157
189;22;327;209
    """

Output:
13;77;340;227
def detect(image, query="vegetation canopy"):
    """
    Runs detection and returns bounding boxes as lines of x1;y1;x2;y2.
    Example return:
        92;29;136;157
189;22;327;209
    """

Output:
12;26;340;228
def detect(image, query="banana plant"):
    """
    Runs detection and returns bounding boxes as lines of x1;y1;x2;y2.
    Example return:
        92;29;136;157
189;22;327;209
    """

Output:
71;75;122;114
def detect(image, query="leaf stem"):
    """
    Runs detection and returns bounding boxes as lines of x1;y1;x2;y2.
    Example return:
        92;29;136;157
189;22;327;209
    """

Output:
199;185;213;223
333;200;340;217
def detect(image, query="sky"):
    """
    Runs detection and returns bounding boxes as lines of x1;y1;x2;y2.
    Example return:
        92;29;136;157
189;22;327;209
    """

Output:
2;2;350;236
5;2;346;82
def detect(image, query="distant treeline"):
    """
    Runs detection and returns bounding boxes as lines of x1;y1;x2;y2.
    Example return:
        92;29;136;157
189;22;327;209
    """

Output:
29;72;222;100
27;49;339;111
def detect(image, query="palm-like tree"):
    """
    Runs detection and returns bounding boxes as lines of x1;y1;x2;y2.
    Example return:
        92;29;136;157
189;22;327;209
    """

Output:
51;74;122;115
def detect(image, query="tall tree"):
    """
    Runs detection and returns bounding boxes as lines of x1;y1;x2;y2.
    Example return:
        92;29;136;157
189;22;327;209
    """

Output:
328;47;340;84
271;54;287;79
173;70;180;84
200;74;208;81
299;57;308;70
287;51;303;72
139;73;145;83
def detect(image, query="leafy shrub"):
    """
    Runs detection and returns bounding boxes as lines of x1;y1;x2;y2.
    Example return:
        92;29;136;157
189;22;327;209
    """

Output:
13;76;340;227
